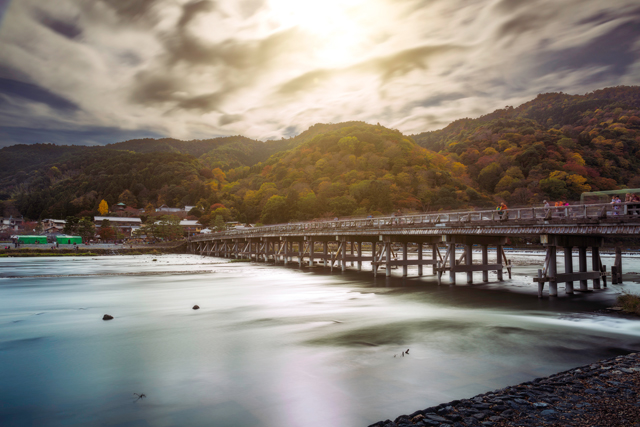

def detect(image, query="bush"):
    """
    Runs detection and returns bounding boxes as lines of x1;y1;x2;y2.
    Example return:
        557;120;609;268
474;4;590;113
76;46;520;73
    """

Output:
617;292;640;314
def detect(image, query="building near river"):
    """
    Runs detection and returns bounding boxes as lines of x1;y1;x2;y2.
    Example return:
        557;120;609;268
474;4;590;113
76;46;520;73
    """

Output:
94;216;142;237
17;235;47;244
56;235;82;245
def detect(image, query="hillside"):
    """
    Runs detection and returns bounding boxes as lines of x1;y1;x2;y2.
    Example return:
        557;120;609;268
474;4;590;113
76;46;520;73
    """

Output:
413;86;640;204
109;135;282;169
215;123;483;224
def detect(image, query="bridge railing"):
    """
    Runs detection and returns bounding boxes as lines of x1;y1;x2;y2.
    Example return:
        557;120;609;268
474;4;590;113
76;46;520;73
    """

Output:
190;202;639;241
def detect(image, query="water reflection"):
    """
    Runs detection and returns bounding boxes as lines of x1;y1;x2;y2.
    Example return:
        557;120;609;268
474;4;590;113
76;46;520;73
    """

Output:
1;254;639;426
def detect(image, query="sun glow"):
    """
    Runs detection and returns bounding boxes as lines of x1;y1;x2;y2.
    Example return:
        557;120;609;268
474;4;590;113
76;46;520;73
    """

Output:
268;0;369;67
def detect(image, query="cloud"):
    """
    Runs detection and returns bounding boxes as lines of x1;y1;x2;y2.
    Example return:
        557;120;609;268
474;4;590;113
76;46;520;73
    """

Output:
0;78;79;111
33;9;83;39
0;0;639;146
538;18;640;81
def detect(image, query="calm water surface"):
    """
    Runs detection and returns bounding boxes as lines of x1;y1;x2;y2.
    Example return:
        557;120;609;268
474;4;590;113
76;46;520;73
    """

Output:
2;253;640;427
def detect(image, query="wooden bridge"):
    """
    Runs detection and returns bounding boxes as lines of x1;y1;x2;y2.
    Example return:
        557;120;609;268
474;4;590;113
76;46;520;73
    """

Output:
188;203;636;297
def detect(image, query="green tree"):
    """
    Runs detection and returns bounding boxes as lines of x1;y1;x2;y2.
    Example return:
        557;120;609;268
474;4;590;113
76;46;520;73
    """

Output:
328;196;357;217
297;192;319;220
477;162;503;193
539;178;568;200
260;195;289;224
78;217;95;242
64;216;80;235
214;215;225;231
154;215;183;240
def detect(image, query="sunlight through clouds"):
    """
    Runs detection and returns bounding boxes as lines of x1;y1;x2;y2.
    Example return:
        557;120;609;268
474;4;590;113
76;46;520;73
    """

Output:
0;0;639;145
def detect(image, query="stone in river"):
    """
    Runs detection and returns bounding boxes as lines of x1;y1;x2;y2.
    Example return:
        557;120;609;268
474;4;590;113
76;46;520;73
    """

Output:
193;305;200;310
102;314;114;320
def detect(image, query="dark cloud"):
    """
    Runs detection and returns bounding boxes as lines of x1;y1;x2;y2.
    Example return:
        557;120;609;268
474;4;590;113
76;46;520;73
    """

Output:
34;10;82;40
219;114;243;126
0;125;163;147
98;0;158;22
538;18;640;81
130;71;182;105
403;92;466;113
0;78;79;112
178;0;215;29
576;7;640;26
278;70;333;95
364;45;460;83
177;91;224;111
494;0;536;14
163;24;300;69
497;13;546;40
282;125;298;137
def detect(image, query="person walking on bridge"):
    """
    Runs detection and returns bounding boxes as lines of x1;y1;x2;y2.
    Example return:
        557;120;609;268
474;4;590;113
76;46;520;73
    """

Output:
497;202;508;218
612;195;621;216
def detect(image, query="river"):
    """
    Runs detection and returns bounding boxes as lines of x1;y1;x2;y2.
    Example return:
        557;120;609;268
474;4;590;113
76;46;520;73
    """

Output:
1;253;640;426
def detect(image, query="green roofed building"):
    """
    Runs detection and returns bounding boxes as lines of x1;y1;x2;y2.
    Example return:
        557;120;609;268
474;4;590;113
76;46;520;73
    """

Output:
17;235;47;244
56;235;83;245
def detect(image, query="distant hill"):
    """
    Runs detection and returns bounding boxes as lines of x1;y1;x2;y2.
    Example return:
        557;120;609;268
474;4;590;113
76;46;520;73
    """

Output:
109;135;283;169
412;86;640;203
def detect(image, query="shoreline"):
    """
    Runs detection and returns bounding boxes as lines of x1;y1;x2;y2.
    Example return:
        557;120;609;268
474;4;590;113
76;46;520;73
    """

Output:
369;352;640;427
0;247;181;257
0;242;187;257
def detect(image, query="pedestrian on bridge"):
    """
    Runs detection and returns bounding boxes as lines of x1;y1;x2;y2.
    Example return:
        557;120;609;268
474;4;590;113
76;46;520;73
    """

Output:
612;195;621;216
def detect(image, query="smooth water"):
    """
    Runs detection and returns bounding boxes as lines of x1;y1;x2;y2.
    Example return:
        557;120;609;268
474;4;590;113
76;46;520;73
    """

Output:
2;254;640;427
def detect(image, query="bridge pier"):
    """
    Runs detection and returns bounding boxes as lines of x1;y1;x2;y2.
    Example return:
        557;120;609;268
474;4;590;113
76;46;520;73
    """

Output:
579;246;587;291
372;242;378;276
465;244;472;284
442;236;507;285
535;235;605;297
549;246;557;297
385;241;391;277
482;245;488;283
402;242;408;277
564;246;574;294
323;241;328;267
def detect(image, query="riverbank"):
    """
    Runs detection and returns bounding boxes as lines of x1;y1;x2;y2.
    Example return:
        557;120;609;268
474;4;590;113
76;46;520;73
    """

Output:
0;242;186;257
370;352;640;427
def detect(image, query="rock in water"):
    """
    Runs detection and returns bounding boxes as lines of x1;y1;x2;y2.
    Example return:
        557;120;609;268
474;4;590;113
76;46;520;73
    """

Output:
192;305;200;310
103;314;114;320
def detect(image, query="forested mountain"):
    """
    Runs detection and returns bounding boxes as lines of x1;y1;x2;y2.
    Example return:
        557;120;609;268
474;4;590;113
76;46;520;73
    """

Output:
1;86;639;225
413;86;640;204
108;135;282;169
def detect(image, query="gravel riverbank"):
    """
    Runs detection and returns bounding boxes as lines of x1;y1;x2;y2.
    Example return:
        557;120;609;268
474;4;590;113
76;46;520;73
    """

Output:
369;352;640;427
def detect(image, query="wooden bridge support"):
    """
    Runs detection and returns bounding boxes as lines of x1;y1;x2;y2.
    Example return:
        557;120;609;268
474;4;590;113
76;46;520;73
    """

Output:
440;236;508;285
370;236;443;278
188;231;613;300
535;235;606;298
611;247;623;284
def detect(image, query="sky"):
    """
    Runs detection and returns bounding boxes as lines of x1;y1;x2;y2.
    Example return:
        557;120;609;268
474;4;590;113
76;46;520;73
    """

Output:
0;0;639;147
